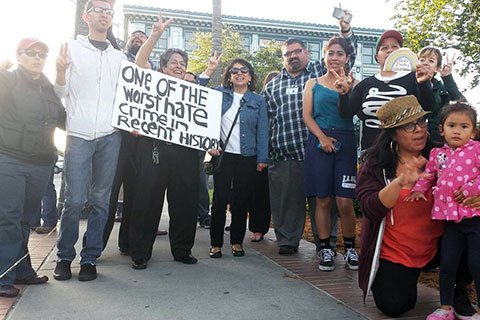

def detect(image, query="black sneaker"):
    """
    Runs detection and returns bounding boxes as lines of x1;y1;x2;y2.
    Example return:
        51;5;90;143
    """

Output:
199;216;211;229
54;260;72;281
78;263;97;281
452;285;476;318
318;248;335;271
132;259;147;270
344;248;359;270
279;245;297;255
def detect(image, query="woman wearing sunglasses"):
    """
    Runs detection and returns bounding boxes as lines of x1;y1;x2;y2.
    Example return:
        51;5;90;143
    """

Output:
208;58;268;258
0;38;65;297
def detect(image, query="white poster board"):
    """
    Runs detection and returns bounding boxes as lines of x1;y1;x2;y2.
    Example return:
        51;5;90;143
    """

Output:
112;61;222;151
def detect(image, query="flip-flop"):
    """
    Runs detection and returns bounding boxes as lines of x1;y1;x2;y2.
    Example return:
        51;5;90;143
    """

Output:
250;232;264;242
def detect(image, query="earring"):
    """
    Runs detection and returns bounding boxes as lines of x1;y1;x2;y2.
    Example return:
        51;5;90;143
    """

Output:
390;140;398;153
248;81;251;86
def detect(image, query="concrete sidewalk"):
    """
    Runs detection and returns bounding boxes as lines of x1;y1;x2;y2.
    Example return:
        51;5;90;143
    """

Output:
5;214;366;320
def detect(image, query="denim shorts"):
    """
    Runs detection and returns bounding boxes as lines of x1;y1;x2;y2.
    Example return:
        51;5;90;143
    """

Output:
304;129;357;198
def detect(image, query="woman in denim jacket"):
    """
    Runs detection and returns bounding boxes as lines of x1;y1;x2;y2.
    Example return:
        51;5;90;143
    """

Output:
208;58;269;258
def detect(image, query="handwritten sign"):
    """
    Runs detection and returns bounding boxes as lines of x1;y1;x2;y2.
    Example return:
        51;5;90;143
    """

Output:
112;61;222;151
383;48;418;72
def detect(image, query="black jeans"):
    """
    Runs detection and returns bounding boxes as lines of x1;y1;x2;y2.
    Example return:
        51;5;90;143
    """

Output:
103;131;138;251
247;168;271;235
210;153;256;247
128;138;199;261
440;217;480;306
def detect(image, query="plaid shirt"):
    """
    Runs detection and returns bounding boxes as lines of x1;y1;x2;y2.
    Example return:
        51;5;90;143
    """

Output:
263;34;357;162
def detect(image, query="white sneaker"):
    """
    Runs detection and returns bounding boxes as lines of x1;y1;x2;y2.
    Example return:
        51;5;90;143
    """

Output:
318;248;335;271
344;247;359;270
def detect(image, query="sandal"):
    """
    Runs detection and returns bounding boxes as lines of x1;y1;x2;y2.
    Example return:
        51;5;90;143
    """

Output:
250;232;264;242
231;244;245;257
209;246;222;258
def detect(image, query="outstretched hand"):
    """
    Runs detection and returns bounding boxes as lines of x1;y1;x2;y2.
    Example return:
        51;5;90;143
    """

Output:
151;12;173;39
333;68;354;95
205;51;223;77
337;3;351;31
396;156;429;188
0;60;13;71
415;64;431;84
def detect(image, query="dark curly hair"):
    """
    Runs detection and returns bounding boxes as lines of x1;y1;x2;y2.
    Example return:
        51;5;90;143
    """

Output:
159;48;188;71
221;58;257;91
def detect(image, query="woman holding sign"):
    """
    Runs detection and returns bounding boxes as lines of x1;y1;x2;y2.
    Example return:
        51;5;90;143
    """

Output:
208;58;269;258
126;13;221;269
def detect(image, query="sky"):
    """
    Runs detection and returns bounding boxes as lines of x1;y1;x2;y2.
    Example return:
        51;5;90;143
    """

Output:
1;0;478;109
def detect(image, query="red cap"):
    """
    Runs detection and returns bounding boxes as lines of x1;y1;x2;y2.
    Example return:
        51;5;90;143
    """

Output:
17;38;49;54
376;30;403;53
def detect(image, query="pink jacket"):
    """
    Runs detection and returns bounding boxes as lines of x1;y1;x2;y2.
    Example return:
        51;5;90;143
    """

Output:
412;139;480;222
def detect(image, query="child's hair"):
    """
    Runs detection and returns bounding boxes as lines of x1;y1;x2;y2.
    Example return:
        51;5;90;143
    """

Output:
418;46;442;67
439;100;477;128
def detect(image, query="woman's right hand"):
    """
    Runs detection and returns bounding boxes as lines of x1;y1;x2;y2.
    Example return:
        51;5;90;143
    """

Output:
395;156;429;187
318;136;337;153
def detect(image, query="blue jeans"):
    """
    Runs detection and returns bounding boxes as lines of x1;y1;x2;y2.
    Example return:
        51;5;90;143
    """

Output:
198;152;210;223
34;159;58;227
57;133;120;265
0;153;51;286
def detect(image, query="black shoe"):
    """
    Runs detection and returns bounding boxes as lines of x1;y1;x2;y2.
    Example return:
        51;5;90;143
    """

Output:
0;285;19;297
199;216;211;229
15;274;49;285
119;248;129;256
231;245;245;257
279;245;296;255
54;260;72;281
209;247;222;258
175;254;198;264
225;225;231;231
132;259;147;270
78;263;97;281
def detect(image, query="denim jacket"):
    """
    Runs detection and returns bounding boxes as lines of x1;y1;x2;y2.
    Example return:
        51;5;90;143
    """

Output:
214;87;269;163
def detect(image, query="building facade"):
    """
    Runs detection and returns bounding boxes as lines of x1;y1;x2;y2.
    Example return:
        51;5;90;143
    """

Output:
123;5;385;80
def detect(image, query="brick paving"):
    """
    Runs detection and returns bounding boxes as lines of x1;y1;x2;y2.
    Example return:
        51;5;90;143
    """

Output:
0;228;57;320
1;225;445;320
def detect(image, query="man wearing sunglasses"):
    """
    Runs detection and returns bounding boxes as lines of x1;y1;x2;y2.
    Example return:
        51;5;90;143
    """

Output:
54;0;125;282
0;38;65;297
263;15;357;255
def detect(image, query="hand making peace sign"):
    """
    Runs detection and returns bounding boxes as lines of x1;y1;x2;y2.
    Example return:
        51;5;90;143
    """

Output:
150;12;173;39
332;68;354;95
441;53;455;77
56;43;70;74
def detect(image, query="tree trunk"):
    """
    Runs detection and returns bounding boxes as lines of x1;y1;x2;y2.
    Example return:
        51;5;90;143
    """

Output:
74;0;89;38
211;0;223;86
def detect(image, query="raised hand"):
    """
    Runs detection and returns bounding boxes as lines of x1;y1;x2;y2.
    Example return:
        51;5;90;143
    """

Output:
441;53;455;77
0;60;13;71
337;3;351;31
151;12;173;39
396;156;429;187
415;64;431;84
205;51;223;77
333;68;354;95
56;43;70;74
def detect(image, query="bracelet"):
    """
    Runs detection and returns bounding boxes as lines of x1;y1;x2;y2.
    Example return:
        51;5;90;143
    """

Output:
341;28;351;34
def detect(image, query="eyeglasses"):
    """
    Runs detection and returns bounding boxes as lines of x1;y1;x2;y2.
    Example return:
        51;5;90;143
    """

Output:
230;67;249;74
87;6;114;16
283;48;304;58
20;50;48;59
168;60;186;68
400;118;428;132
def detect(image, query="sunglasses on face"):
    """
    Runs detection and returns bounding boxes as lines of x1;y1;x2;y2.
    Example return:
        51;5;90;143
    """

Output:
400;118;428;133
87;6;114;16
20;50;48;59
283;48;304;58
230;67;249;75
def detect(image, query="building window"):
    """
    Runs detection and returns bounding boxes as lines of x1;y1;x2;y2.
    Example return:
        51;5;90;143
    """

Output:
242;36;251;53
308;42;320;61
184;30;197;52
146;26;168;49
362;46;374;64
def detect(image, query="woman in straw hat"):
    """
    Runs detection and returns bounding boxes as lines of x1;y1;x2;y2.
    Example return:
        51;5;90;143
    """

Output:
356;95;475;317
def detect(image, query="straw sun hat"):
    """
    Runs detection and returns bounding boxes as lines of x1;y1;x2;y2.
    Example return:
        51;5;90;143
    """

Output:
377;95;431;129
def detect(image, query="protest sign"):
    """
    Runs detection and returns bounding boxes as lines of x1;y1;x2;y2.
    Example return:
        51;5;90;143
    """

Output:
112;61;222;151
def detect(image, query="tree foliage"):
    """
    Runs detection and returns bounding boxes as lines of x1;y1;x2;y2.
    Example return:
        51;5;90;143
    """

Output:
188;27;283;92
392;0;480;87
